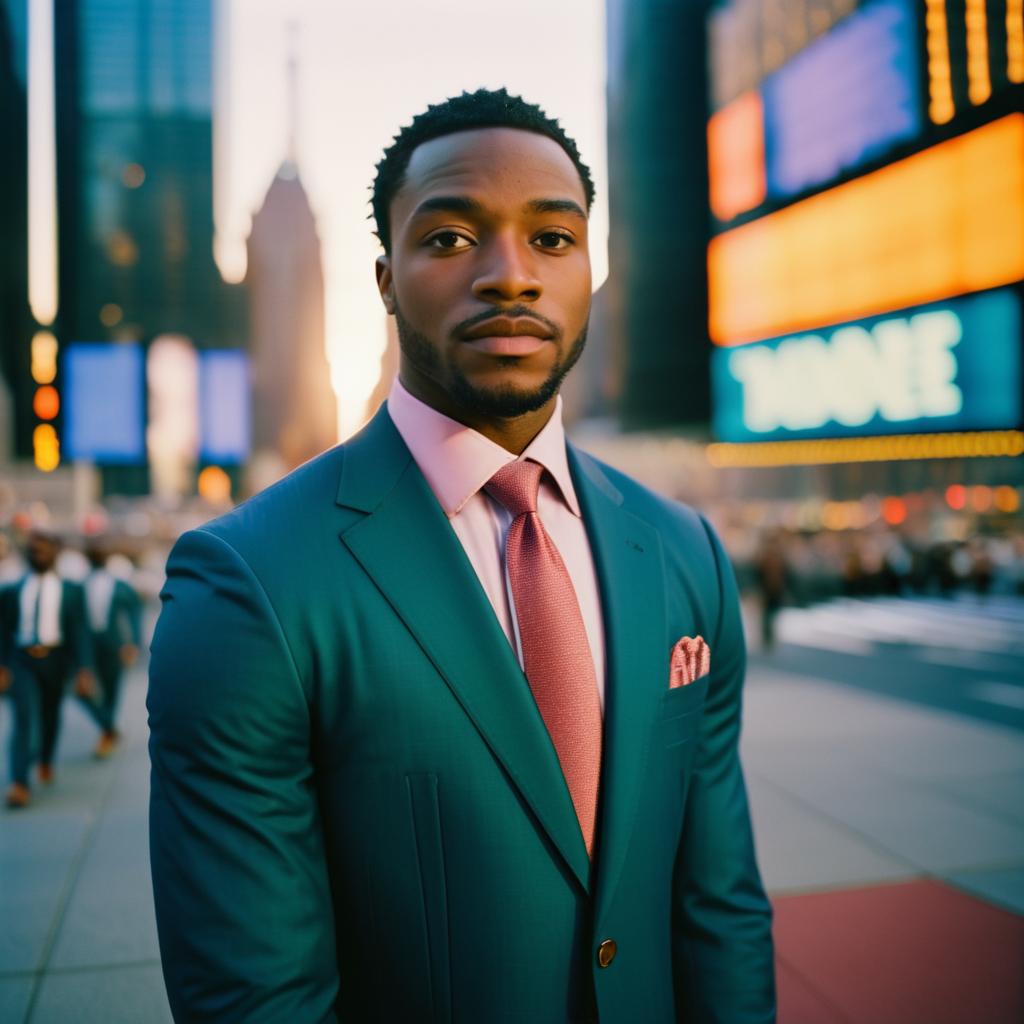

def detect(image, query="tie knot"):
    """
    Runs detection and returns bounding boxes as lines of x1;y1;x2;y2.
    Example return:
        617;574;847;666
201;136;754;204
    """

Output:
485;459;544;518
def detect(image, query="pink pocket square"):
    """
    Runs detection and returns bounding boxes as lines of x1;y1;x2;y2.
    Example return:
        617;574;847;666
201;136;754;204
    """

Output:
670;635;711;688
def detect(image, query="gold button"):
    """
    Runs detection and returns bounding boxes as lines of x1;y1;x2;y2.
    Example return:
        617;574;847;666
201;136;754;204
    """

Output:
597;938;617;967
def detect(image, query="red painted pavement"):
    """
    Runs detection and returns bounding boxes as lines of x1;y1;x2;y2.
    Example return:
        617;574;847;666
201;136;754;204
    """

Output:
772;879;1024;1024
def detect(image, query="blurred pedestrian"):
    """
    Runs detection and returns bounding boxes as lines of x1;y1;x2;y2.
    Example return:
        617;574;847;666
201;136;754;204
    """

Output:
968;539;994;600
0;528;96;808
950;542;973;593
0;531;24;583
1012;534;1024;597
755;533;788;651
842;540;865;597
881;533;911;595
80;537;143;758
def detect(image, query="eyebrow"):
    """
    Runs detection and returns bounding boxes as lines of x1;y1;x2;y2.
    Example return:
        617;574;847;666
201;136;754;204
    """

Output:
410;195;587;220
410;195;486;219
525;198;587;219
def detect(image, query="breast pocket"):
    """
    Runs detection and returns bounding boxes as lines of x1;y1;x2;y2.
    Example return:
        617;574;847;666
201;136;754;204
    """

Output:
658;674;710;749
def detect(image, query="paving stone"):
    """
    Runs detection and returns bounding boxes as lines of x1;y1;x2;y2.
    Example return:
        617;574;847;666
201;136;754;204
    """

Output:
30;964;171;1024
747;774;916;893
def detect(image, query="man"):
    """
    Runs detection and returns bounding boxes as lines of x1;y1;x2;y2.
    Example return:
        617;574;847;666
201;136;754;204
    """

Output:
0;528;95;808
149;89;775;1022
80;537;142;758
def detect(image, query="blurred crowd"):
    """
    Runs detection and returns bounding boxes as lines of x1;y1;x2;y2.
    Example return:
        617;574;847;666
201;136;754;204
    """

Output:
0;523;161;809
740;528;1024;603
731;526;1024;650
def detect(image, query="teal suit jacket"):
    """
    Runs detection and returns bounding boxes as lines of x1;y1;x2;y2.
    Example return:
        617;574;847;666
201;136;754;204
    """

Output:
148;404;774;1023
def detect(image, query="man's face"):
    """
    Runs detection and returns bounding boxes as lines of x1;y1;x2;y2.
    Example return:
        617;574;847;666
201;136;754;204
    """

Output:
26;533;58;572
377;127;592;420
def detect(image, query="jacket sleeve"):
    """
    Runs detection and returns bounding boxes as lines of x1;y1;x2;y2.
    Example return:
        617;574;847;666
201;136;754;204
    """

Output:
147;528;339;1023
671;516;775;1023
66;582;95;672
0;584;10;665
115;580;144;647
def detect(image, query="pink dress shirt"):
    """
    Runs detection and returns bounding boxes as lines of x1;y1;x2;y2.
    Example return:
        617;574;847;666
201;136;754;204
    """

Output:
387;378;607;711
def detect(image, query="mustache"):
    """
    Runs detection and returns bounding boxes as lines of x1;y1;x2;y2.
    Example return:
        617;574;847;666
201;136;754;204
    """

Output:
452;305;562;340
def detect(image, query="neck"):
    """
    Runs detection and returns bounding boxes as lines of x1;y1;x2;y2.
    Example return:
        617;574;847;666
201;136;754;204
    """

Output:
397;369;558;456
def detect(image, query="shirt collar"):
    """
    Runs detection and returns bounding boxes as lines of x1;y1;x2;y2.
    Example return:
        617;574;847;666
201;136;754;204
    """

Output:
386;377;581;519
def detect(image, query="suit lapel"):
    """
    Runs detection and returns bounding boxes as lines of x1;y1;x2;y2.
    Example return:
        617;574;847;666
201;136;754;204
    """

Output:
568;446;668;926
337;406;592;893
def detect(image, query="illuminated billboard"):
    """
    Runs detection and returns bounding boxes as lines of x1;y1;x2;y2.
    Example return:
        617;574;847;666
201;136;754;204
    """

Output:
712;289;1022;442
707;90;765;222
761;0;921;200
199;349;250;463
709;114;1024;346
63;343;145;462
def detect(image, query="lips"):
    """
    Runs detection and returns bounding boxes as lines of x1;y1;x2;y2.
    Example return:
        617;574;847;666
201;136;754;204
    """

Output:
459;317;553;357
460;317;552;341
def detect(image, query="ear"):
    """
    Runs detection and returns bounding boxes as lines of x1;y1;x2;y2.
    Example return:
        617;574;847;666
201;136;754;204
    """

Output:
375;255;395;314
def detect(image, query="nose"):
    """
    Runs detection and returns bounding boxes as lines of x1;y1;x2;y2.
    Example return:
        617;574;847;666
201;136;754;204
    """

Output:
472;231;542;303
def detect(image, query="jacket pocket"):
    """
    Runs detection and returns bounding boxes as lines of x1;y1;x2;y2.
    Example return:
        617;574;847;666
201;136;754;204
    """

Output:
659;674;710;749
405;772;452;1023
659;672;710;720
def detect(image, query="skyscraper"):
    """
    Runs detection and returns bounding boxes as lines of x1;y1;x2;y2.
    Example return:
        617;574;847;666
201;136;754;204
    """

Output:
605;0;712;430
0;0;29;461
52;0;246;493
244;35;335;483
246;159;336;478
56;0;240;344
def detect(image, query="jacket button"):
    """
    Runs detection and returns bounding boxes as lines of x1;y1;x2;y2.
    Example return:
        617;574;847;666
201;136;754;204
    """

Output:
596;938;617;967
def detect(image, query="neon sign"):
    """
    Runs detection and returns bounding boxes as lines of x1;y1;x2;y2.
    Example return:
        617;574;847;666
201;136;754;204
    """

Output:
712;289;1022;442
761;0;921;201
708;114;1024;346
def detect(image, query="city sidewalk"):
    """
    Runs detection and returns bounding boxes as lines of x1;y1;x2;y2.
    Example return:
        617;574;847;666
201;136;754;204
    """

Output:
2;662;1022;1023
742;670;1024;1023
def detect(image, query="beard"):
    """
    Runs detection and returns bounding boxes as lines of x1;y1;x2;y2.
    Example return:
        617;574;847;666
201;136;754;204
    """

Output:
393;303;588;420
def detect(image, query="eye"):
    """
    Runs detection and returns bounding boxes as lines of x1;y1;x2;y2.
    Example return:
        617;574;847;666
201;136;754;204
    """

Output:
426;230;474;250
534;231;574;250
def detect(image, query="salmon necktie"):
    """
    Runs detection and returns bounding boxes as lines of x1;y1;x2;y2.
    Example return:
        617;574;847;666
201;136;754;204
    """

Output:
485;459;603;858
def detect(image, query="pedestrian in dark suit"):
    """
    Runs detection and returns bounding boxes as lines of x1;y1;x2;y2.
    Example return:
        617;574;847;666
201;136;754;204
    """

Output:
0;528;96;808
80;538;142;758
148;89;775;1022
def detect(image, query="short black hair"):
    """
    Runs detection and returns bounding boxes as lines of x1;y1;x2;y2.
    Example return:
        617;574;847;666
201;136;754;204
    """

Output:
371;87;595;254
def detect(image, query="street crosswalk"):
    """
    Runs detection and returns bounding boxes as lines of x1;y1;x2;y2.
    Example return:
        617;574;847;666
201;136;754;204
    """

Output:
775;595;1024;659
771;595;1024;715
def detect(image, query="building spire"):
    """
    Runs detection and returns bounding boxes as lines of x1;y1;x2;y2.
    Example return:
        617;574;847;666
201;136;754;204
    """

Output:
281;20;299;178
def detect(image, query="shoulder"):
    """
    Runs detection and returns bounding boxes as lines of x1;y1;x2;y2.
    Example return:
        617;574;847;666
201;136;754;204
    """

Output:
184;444;346;562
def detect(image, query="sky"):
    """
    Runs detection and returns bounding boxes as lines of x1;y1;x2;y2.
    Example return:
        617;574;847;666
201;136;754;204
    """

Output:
214;0;609;440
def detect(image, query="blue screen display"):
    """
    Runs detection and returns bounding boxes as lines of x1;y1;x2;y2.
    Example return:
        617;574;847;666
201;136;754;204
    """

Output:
713;289;1023;442
63;342;145;462
762;0;921;199
199;349;250;463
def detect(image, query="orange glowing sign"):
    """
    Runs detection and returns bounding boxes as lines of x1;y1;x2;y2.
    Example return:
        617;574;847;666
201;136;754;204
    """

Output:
708;90;766;222
33;385;59;420
708;114;1024;346
1011;0;1024;83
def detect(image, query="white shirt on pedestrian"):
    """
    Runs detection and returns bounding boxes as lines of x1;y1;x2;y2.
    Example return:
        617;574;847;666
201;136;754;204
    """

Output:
17;571;63;647
85;568;117;633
